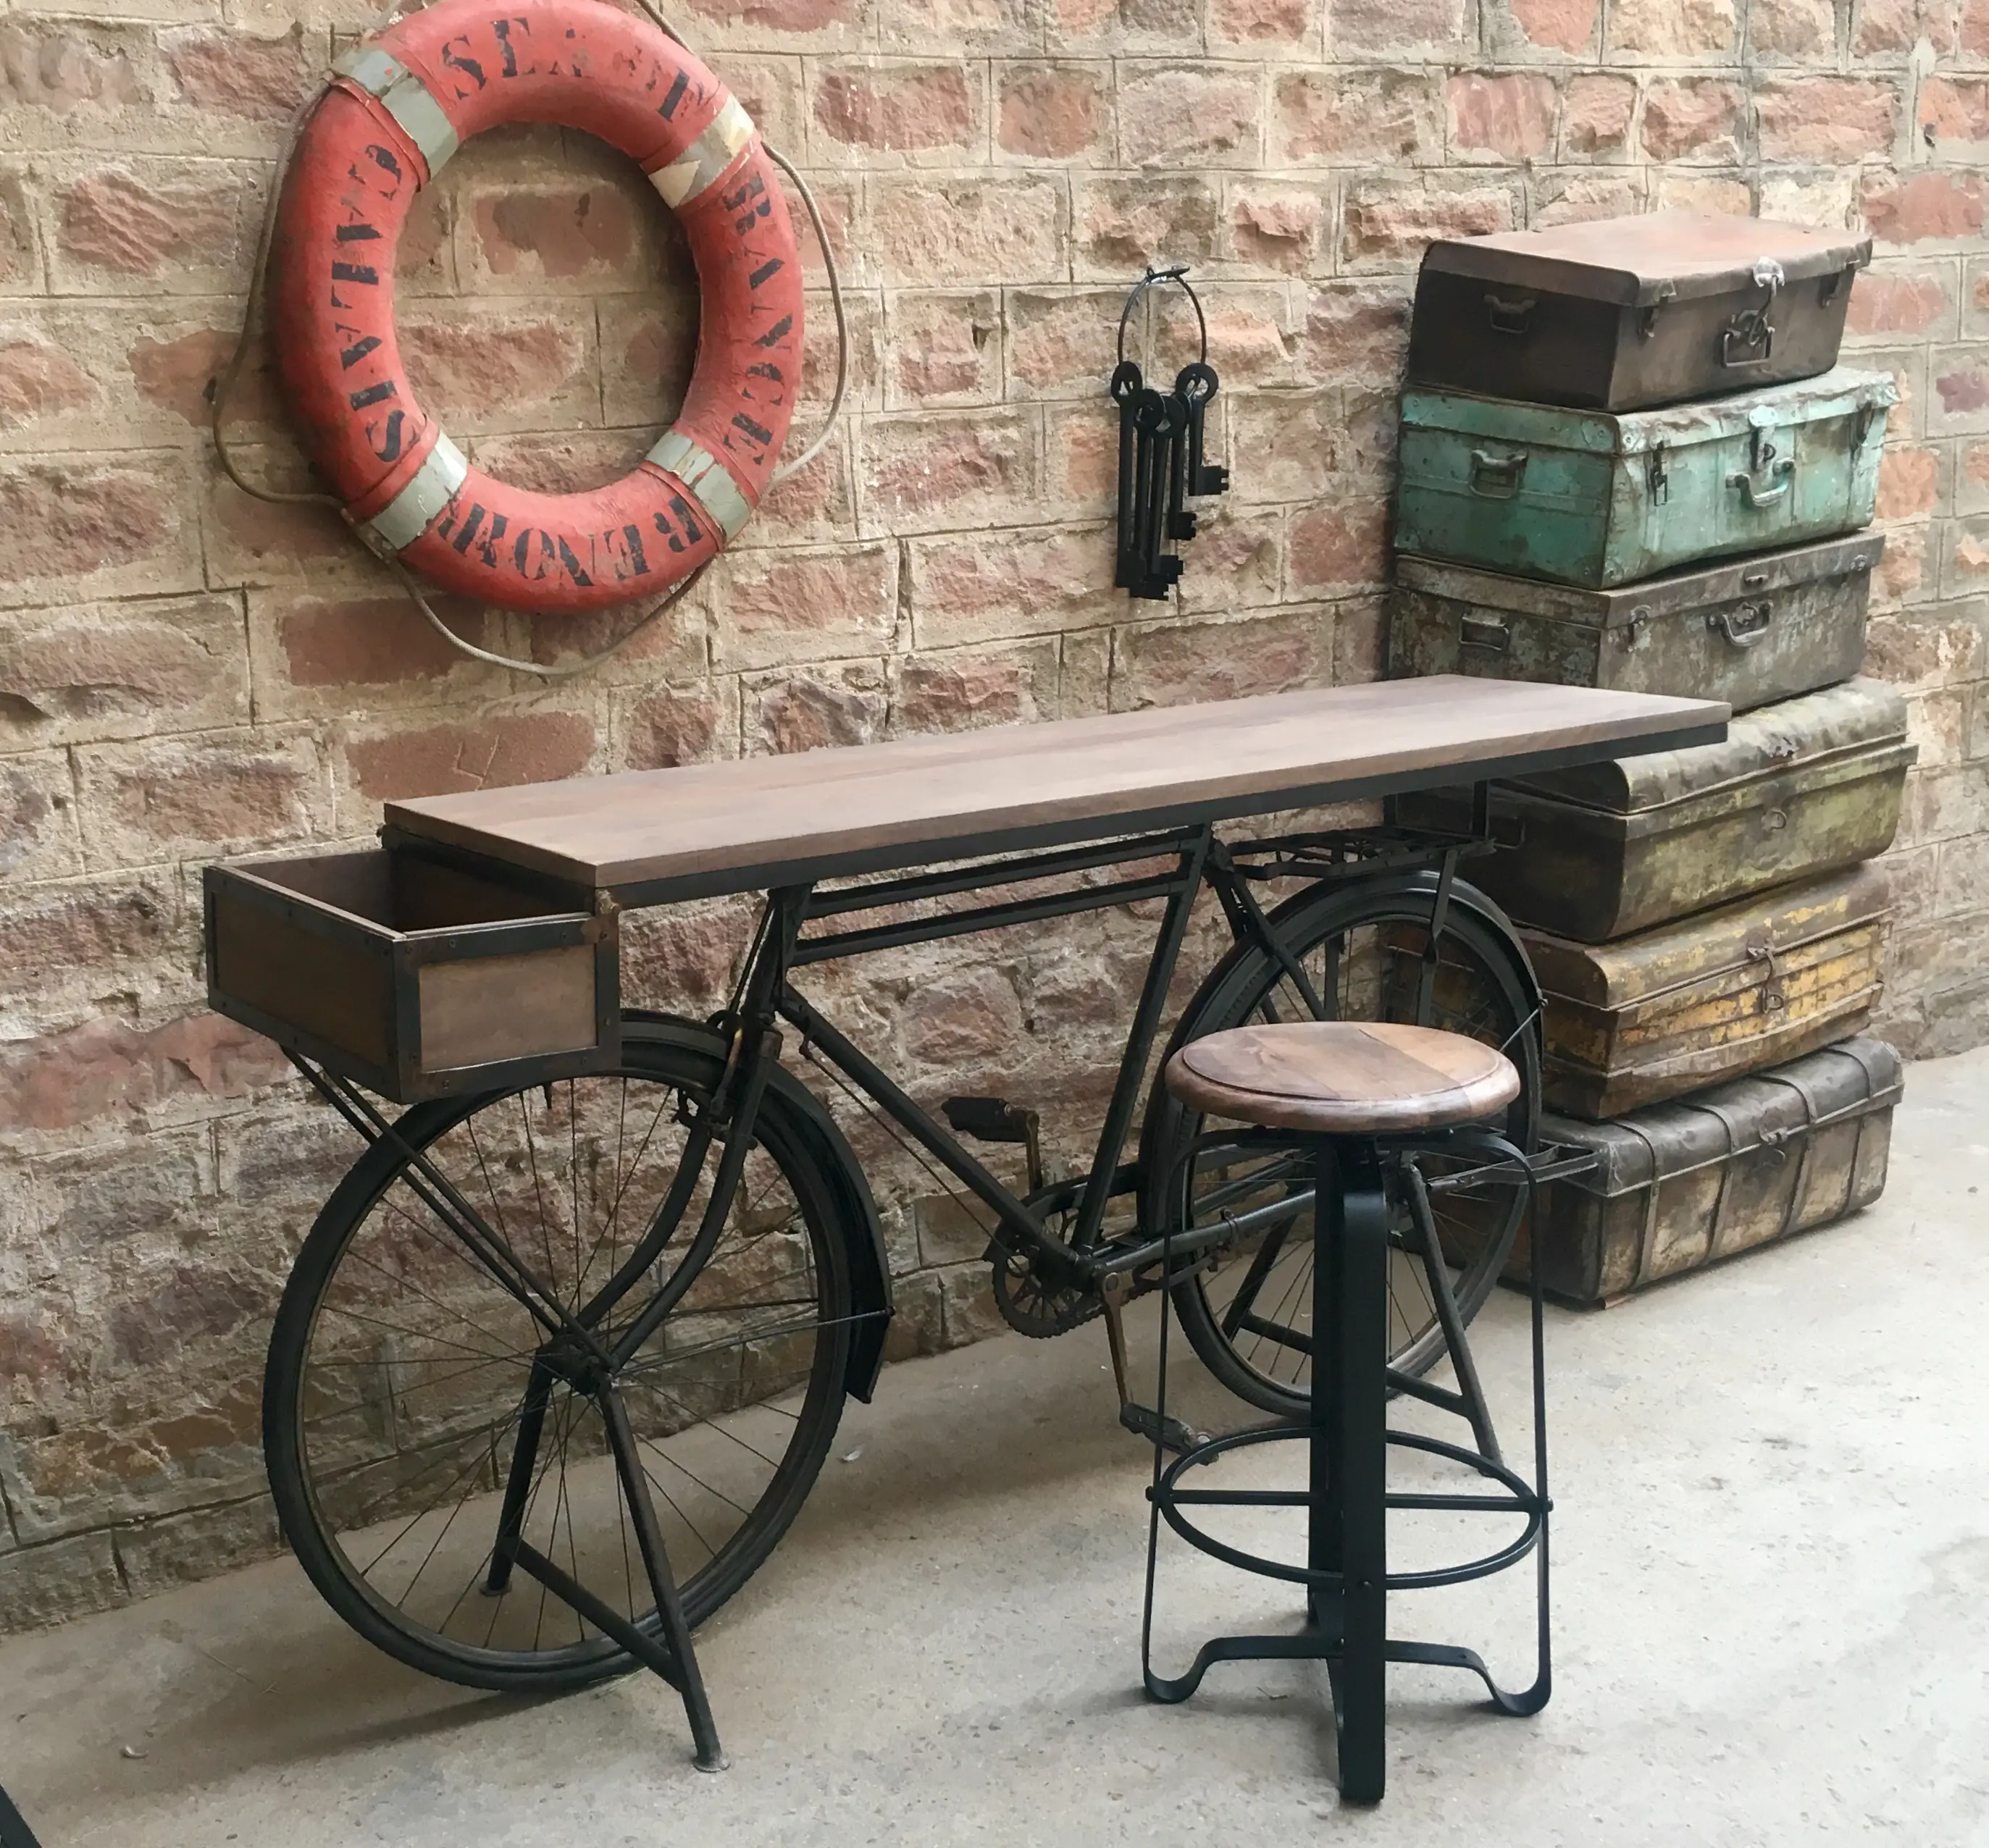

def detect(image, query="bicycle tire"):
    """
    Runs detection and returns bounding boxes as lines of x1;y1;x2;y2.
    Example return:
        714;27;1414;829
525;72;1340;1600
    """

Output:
264;1019;853;1694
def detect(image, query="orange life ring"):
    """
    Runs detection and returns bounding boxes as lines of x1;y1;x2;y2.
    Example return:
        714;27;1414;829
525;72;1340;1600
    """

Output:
269;0;803;614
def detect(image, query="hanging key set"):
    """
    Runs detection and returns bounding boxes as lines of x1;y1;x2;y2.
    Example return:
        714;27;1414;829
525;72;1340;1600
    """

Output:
1112;265;1229;601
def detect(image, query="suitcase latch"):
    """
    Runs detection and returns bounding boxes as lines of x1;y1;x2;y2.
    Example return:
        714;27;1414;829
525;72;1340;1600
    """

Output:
1747;940;1788;1014
1646;442;1669;503
1638;280;1677;340
1720;259;1785;369
1622;605;1653;649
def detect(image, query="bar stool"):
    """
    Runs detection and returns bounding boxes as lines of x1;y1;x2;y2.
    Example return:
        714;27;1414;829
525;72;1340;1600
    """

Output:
1142;1021;1552;1805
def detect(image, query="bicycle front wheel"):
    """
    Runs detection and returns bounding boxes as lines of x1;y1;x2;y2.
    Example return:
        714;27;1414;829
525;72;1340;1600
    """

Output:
264;1020;853;1694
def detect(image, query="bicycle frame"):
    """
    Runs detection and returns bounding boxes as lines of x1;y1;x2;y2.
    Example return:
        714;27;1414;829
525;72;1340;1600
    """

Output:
698;807;1502;1304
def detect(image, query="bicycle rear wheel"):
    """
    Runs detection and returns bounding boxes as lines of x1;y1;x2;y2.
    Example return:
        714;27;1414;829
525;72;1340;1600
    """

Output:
264;1020;853;1694
1140;875;1540;1421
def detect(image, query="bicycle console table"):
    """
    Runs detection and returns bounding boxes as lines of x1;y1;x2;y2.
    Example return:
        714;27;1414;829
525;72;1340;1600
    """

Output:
378;674;1728;903
206;673;1726;1775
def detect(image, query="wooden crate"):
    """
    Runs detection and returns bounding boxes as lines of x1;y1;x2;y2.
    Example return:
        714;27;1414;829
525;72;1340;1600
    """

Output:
205;848;619;1103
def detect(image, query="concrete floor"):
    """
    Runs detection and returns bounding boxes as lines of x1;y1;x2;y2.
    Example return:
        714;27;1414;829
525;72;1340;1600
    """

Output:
4;1049;1987;1847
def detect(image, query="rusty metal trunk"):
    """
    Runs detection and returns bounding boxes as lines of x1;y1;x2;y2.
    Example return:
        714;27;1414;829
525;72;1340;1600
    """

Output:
1523;864;1891;1120
1387;533;1882;715
1407;211;1871;411
1515;1036;1901;1307
1394;679;1913;943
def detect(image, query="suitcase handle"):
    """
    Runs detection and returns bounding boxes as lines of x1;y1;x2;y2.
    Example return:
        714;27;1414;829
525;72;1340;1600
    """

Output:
1483;293;1536;335
1468;448;1528;498
1728;461;1794;510
1459;614;1510;652
1706;601;1773;648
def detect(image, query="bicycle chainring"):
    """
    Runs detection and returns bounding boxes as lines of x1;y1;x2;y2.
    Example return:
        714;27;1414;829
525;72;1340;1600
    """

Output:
990;1246;1101;1338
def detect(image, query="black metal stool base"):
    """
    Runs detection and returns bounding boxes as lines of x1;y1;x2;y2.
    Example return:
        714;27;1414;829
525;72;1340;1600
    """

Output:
1139;1129;1552;1807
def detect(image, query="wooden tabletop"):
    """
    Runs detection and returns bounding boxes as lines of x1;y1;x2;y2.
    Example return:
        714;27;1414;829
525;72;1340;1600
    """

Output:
384;676;1728;904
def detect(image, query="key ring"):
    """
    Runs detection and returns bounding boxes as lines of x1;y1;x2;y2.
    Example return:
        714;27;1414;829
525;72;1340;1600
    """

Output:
1116;262;1209;371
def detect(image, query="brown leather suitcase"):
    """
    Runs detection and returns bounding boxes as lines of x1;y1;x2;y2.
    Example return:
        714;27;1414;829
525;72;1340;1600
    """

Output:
1407;211;1871;412
1523;865;1891;1120
1518;1036;1901;1306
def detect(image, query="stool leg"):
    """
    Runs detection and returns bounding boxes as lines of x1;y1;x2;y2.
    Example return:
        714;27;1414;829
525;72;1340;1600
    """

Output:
1315;1136;1389;1806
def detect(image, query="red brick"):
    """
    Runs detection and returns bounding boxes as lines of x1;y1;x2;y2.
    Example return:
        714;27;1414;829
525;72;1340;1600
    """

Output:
398;313;590;428
893;651;1044;732
1756;78;1898;162
81;731;315;855
861;409;1038;530
1532;171;1648;226
1562;74;1636;156
0;463;178;588
1640;78;1743;162
1931;351;1989;429
1341;176;1517;267
1502;0;1599;51
1878;445;1940;518
471;187;640;281
1965;0;1989;56
1076;176;1222;272
1274;70;1442;164
56;170;238;278
0;1014;288;1135
1609;0;1739;55
1847;267;1955;340
1331;0;1470;50
1119;64;1261;166
889;291;1002;403
1749;0;1835;51
997;62;1107;160
871;177;1065;285
815;63;979;156
679;0;860;29
1228;182;1330;272
128;326;276;429
277;595;492;688
1006;290;1121;396
0;881;173;997
1156;285;1294;385
624;687;729;769
1448;72;1559;160
909;526;1119;645
346;711;594;801
1213;0;1318;41
901;966;1025;1064
0;595;243;742
0;338;96;430
1290;500;1389;594
1302;282;1412;384
751;668;888;754
1113;610;1326;710
162;27;309;122
1175;508;1282;614
1858;0;1957;54
1226;391;1342;500
1920;77;1989;156
1862;172;1985;245
0;18;143;114
715;542;897;668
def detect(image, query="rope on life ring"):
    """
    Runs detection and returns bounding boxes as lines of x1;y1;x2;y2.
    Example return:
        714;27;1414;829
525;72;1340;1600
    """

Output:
212;0;849;680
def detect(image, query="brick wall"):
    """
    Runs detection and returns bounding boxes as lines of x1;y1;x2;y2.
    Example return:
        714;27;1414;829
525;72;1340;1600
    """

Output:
0;0;1984;1626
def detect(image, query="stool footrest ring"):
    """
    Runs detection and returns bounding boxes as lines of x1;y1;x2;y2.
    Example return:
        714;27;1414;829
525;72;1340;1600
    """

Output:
1142;1629;1547;1718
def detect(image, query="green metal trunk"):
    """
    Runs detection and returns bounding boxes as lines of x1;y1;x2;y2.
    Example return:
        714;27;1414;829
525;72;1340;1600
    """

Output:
1522;864;1891;1120
1387;533;1882;715
1394;368;1896;588
1394;679;1912;943
1518;1036;1900;1307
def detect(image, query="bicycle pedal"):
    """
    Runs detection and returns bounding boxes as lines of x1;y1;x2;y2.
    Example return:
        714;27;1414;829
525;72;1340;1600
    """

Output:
1119;1403;1208;1456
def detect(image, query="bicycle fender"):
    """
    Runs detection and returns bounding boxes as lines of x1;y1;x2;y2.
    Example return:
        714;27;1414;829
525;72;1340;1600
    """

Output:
623;1012;894;1403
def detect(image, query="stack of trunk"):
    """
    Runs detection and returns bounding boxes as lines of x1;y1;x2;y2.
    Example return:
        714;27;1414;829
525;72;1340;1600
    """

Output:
1385;211;1914;1308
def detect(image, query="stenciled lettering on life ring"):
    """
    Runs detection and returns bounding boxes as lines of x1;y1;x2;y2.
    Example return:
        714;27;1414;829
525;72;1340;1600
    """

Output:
269;0;804;614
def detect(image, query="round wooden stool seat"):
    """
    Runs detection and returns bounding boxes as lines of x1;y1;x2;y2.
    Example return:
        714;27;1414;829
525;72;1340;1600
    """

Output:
1164;1022;1520;1136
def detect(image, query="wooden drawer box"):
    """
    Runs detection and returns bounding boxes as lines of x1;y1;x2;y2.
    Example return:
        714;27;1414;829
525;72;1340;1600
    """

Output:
205;849;619;1103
